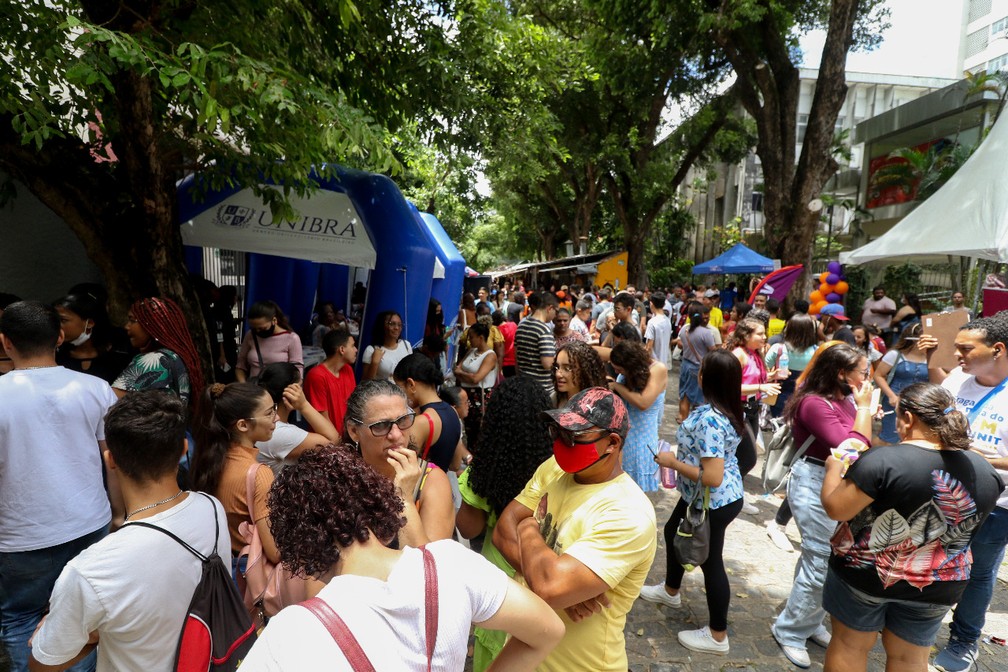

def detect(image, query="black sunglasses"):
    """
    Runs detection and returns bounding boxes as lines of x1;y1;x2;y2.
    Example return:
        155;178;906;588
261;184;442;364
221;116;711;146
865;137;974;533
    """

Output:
351;411;416;437
547;424;608;447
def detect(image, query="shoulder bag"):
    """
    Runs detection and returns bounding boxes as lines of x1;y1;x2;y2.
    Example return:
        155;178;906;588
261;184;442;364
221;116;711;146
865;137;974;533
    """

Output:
885;351;904;385
673;476;710;572
249;332;265;384
237;463;307;623
300;546;439;671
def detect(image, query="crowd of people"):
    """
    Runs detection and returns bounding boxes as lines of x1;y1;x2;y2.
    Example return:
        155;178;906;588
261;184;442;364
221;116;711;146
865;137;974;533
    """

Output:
0;277;1005;672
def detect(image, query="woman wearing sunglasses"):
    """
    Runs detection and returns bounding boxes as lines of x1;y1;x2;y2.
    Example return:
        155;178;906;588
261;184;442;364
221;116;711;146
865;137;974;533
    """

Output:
343;380;455;547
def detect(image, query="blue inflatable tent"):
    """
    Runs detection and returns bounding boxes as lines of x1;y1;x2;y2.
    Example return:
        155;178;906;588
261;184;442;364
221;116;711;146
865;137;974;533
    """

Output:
178;165;441;373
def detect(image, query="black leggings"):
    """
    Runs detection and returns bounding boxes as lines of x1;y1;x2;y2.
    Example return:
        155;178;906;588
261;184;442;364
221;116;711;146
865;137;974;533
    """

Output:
664;496;743;632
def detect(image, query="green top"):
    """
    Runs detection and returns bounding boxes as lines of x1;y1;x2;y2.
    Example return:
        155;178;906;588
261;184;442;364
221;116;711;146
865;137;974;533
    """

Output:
457;468;514;578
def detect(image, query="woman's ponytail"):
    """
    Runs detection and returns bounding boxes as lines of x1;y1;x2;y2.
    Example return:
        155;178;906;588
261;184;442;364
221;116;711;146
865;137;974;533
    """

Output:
191;382;265;494
897;382;972;451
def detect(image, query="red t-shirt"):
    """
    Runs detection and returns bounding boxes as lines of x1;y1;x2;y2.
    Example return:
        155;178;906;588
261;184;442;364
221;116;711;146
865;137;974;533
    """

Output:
304;363;356;433
498;321;517;367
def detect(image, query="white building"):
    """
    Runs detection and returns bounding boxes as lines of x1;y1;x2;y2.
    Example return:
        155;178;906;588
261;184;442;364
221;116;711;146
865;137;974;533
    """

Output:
960;0;1008;73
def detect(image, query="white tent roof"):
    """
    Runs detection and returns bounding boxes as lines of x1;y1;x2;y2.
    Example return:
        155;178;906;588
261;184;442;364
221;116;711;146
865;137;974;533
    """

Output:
840;109;1008;265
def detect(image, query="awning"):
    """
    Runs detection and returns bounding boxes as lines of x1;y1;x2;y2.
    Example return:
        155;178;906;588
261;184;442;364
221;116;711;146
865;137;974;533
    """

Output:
180;184;377;268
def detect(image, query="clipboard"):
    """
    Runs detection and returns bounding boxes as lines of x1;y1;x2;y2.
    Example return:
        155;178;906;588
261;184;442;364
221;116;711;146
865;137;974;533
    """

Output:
921;311;969;370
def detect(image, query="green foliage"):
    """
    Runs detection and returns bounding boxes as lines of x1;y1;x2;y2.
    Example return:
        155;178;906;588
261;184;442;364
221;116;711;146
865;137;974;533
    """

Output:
868;143;975;204
649;259;697;289
881;263;923;301
841;264;871;316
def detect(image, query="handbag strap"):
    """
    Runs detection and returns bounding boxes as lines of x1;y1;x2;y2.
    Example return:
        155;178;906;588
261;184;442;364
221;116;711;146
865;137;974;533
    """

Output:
885;351;903;385
251;332;265;373
422;412;435;460
683;327;701;362
421;546;438;672
301;597;376;672
300;546;438;672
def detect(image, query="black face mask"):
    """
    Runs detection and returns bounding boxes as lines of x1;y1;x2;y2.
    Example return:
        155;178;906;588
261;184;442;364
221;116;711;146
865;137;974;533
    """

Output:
254;324;276;338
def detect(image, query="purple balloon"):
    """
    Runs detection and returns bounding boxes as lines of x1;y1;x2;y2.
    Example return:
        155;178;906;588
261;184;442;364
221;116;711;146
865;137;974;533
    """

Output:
826;292;842;303
826;273;840;285
827;261;842;274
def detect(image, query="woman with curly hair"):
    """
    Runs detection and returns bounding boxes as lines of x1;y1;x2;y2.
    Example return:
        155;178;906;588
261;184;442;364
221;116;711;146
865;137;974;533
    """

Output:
609;340;668;491
112;296;204;405
553;340;607;408
455;376;555;672
242;448;564;670
343;380;454;546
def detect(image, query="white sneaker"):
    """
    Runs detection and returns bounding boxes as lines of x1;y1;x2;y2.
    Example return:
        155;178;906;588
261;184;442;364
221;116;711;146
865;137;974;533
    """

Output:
677;626;729;654
741;499;759;515
766;522;794;552
808;624;831;648
772;627;811;668
638;583;681;607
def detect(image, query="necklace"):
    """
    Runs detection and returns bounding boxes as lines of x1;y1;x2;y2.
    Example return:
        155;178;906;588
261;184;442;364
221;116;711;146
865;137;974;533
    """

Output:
125;490;184;520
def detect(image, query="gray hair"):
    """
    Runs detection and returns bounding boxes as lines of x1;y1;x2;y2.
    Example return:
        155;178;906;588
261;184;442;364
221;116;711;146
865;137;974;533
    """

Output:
342;379;407;441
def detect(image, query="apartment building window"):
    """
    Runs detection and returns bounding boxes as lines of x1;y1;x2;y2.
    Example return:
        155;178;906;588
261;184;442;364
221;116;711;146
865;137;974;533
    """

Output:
966;28;990;58
970;0;992;24
797;113;809;143
992;16;1008;35
989;53;1008;73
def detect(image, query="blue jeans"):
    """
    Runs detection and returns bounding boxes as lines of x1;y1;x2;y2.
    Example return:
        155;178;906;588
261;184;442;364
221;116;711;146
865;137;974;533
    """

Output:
772;458;835;648
0;526;107;672
948;506;1008;644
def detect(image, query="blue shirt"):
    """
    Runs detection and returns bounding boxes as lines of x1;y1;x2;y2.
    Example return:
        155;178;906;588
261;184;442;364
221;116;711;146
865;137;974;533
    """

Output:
675;405;743;509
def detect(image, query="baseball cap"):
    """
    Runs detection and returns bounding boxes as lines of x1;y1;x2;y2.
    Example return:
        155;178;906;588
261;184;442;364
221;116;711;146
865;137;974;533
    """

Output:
542;387;629;439
704;289;719;298
820;303;849;320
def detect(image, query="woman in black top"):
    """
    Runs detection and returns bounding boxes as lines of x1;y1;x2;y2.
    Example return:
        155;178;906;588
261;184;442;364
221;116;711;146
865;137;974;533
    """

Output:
54;292;130;384
393;353;466;472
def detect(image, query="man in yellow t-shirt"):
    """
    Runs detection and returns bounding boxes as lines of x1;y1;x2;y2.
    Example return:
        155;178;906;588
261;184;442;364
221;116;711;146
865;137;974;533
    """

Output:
494;388;657;672
766;297;785;338
703;289;723;331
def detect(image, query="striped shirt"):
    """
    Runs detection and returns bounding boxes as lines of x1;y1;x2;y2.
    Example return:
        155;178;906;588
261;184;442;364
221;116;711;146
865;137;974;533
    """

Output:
515;317;555;394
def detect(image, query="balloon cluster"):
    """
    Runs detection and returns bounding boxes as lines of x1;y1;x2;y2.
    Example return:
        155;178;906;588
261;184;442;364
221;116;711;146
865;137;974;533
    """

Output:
809;261;849;315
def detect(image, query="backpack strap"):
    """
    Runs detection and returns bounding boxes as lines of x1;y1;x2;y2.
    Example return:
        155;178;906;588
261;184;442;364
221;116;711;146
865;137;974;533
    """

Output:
300;597;376;672
123;492;217;562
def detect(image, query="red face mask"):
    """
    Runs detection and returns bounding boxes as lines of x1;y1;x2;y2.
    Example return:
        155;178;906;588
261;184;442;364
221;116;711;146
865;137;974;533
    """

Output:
552;437;607;473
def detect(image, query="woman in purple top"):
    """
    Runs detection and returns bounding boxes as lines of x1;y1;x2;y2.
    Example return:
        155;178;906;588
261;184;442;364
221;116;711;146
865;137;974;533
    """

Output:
771;343;875;668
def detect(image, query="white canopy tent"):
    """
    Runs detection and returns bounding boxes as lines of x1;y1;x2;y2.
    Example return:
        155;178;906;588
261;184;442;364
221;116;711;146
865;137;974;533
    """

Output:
840;109;1008;265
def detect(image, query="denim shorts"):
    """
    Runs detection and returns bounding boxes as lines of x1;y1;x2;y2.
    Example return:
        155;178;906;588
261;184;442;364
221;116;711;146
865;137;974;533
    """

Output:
822;567;950;647
678;358;704;405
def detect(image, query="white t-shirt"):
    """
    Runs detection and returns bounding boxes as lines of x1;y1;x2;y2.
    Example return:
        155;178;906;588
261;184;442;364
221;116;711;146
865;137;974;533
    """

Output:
461;349;497;389
0;367;118;552
257;421;309;475
943;367;1008;510
569;315;589;337
240;540;510;671
362;340;413;381
645;313;672;366
32;493;231;672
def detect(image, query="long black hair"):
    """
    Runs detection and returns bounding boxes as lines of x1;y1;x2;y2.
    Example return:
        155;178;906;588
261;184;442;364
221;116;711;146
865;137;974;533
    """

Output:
699;350;744;433
192;382;270;494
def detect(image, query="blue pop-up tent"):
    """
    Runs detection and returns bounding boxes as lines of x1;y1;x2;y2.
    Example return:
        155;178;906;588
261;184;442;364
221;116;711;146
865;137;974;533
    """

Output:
413;208;465;333
692;243;775;275
178;165;439;370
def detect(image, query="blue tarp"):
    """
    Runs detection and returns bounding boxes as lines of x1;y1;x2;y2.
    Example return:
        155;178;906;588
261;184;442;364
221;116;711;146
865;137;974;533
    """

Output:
692;243;775;275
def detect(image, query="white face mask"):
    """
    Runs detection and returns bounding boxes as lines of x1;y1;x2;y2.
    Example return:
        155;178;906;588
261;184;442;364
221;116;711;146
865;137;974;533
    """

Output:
69;324;92;347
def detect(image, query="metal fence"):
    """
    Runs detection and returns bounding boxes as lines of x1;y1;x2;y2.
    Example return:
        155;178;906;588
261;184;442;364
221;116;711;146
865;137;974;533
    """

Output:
199;248;247;321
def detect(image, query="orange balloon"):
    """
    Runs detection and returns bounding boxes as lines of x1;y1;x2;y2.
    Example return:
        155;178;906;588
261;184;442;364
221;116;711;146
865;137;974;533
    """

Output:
835;281;849;295
810;290;824;303
813;300;829;313
821;283;836;294
810;303;822;315
820;271;829;283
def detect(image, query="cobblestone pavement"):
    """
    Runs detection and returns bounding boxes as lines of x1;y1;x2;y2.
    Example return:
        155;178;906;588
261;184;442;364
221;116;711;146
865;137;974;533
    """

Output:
621;365;1008;671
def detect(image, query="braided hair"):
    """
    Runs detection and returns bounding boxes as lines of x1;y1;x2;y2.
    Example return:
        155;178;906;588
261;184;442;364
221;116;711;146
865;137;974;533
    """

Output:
130;297;205;399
